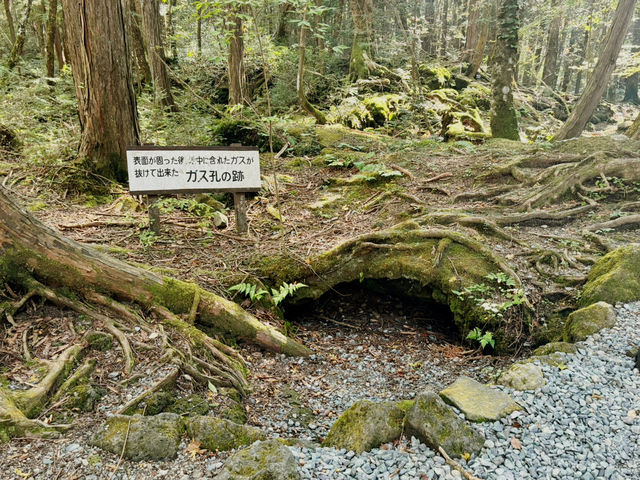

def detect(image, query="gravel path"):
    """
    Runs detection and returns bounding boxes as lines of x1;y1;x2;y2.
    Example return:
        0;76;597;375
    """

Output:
1;301;638;479
290;301;640;480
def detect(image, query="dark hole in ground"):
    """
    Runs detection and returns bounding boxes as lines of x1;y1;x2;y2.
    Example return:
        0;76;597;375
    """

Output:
286;279;462;346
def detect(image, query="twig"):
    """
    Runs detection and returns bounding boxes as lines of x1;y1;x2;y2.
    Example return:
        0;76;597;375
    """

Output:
390;164;415;179
438;446;483;480
424;172;453;183
109;418;132;480
117;367;180;415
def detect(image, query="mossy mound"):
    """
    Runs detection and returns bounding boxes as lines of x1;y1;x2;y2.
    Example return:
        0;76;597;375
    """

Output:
321;400;405;453
186;416;266;452
329;95;404;130
315;124;385;150
91;413;185;461
215;439;300;480
63;384;105;412
459;83;492;111
256;223;531;353
563;301;616;342
211;118;284;153
419;64;454;90
405;391;484;459
0;125;20;152
580;245;640;307
532;342;577;356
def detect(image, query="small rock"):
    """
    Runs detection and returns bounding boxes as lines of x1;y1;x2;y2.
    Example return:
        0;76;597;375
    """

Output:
215;439;300;480
440;376;521;421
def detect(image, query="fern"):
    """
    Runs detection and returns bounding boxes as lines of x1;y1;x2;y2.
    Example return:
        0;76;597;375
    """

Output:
229;282;268;302
271;282;307;305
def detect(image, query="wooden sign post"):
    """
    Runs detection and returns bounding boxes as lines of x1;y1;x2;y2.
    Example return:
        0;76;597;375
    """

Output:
126;146;261;234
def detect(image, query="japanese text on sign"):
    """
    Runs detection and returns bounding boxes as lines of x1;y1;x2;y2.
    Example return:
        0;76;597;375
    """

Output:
126;147;261;194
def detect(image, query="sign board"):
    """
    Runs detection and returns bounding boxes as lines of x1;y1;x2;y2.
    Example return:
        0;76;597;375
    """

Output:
126;146;261;195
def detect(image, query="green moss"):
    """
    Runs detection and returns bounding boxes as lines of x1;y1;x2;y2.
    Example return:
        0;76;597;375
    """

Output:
27;201;48;212
419;64;454;89
580;245;640;307
459;83;492;110
532;342;577;356
394;399;415;414
64;384;105;412
563;301;616;342
166;394;211;416
86;332;113;351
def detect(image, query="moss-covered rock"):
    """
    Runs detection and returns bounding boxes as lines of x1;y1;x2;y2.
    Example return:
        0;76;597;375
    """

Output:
64;384;105;412
419;64;454;90
533;342;577;356
85;331;114;351
215;439;300;480
580;245;640;307
563;301;616;342
91;413;185;461
212;118;284;153
186;416;265;452
166;394;212;416
322;400;405;453
497;363;545;391
439;376;520;422
404;391;485;458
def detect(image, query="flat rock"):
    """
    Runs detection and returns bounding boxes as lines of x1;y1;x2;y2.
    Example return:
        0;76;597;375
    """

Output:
186;416;265;452
563;301;616;342
321;400;404;453
498;363;545;391
90;413;184;461
405;391;485;458
533;342;577;356
439;376;520;422
215;439;300;480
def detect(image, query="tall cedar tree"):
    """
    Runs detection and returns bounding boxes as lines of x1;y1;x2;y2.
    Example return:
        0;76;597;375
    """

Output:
61;0;140;180
554;0;638;140
490;0;520;140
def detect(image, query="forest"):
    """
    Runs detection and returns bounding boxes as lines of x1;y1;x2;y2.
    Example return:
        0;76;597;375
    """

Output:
1;0;640;479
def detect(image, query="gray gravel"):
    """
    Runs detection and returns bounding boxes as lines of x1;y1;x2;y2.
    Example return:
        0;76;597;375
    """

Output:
287;301;640;479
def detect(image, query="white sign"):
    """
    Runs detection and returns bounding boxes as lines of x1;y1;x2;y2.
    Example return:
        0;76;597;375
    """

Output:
126;146;261;194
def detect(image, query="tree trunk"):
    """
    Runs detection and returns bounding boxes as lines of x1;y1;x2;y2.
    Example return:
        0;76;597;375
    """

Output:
54;24;64;68
349;0;374;81
166;0;177;62
126;0;152;85
196;1;202;54
629;111;640;139
297;10;327;125
489;0;520;140
45;0;57;82
3;0;16;44
0;184;309;439
274;1;292;44
439;0;449;58
142;0;177;112
554;0;638;141
33;0;46;58
574;1;594;95
541;0;561;89
228;6;245;106
463;0;489;77
61;0;140;180
623;14;640;104
6;0;33;70
560;28;578;92
422;0;436;54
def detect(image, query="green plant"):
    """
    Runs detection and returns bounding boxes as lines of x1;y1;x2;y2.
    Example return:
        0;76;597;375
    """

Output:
228;281;307;305
139;230;158;247
453;273;525;320
270;282;307;305
282;320;298;337
467;327;495;350
229;282;268;302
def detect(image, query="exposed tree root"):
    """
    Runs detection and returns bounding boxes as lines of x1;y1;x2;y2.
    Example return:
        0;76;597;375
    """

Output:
118;367;180;414
587;214;640;232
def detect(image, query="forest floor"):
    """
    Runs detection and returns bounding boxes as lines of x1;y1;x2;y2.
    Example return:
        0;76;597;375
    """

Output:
1;66;640;477
2;116;640;478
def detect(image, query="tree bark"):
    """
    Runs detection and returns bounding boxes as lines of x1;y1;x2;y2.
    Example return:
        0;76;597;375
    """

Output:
196;1;202;54
3;0;16;43
629;111;640;139
274;1;292;44
6;0;33;70
297;10;327;125
227;6;245;106
54;24;64;68
541;0;561;89
554;0;638;141
349;0;374;81
623;13;640;104
166;0;177;62
61;0;140;180
421;0;436;54
439;0;449;57
45;0;57;82
489;0;520;140
125;0;151;86
462;0;489;77
142;0;177;112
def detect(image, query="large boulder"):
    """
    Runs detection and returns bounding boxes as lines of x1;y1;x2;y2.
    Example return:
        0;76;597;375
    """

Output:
404;391;484;458
215;439;300;480
186;416;265;452
580;245;640;307
439;376;520;422
563;301;616;342
497;363;545;391
91;413;184;461
322;400;405;453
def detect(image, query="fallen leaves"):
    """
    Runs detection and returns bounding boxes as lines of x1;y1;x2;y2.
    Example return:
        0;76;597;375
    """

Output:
510;437;522;450
185;440;207;461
